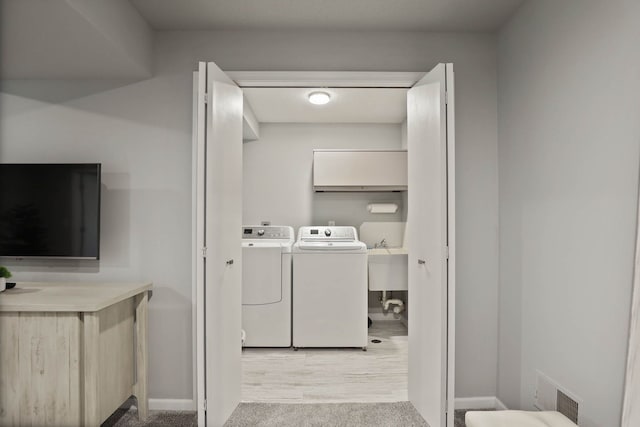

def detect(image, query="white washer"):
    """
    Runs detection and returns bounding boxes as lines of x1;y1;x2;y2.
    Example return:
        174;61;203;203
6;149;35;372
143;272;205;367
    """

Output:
242;225;294;347
293;226;368;349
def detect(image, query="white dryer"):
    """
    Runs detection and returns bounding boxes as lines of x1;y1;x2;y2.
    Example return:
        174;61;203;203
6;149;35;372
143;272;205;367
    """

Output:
242;225;294;347
293;226;368;349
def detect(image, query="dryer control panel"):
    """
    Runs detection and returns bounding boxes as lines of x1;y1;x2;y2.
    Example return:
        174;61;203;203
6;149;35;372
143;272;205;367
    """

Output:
298;226;358;241
242;226;293;240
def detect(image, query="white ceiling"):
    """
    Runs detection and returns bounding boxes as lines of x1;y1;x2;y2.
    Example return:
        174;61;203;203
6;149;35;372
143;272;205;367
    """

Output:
131;0;525;32
1;0;524;80
243;88;408;124
1;0;153;80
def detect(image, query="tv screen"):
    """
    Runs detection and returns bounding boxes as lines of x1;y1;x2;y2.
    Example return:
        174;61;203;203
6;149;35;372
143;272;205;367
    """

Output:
0;163;101;259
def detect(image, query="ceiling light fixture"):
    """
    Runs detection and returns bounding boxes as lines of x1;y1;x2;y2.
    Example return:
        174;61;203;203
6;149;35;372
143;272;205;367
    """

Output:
308;91;331;105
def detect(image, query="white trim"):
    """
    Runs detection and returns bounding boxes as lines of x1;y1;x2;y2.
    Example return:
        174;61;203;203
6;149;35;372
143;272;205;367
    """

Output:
454;396;507;410
191;70;199;425
226;71;425;88
149;399;196;411
242;95;260;141
496;398;508;411
622;172;640;426
193;67;458;427
445;63;456;427
194;62;207;427
145;398;506;413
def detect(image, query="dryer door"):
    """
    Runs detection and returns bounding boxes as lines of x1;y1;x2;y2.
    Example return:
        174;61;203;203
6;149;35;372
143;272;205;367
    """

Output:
242;246;283;304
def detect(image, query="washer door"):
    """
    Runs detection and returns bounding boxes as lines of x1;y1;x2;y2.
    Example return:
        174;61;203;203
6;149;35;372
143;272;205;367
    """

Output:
242;246;282;304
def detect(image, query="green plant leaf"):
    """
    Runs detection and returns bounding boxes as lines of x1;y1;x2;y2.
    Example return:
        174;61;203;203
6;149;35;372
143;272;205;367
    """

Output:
0;266;12;279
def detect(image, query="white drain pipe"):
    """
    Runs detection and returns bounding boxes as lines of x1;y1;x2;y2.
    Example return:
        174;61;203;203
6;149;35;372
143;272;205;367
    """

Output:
380;291;405;314
384;298;405;313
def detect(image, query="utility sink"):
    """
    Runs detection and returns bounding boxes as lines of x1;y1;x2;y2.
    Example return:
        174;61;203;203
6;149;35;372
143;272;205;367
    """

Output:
367;247;408;291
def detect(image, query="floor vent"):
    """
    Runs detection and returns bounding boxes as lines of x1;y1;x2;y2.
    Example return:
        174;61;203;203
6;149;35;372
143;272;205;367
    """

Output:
557;389;579;423
535;371;581;424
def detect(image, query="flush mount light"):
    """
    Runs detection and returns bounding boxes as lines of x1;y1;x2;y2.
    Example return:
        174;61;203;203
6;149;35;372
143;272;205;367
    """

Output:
308;91;331;105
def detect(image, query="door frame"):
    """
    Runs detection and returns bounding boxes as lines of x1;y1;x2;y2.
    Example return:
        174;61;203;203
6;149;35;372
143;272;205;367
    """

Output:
192;68;206;425
445;64;456;427
622;183;640;426
192;69;456;426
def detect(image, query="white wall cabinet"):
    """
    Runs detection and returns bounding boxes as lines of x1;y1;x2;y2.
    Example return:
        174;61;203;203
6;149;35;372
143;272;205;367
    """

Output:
313;149;407;191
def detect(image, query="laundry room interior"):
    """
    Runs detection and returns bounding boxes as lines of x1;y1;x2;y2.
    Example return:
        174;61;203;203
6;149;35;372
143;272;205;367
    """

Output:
6;2;639;426
239;84;413;402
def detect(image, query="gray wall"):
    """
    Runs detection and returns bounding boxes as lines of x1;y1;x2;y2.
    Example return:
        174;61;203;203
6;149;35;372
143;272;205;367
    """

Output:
0;77;194;400
243;123;405;315
243;123;404;232
1;30;499;400
164;30;500;399
497;1;640;425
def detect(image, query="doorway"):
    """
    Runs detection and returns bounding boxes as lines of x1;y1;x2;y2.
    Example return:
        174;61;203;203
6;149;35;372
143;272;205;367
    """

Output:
239;87;409;404
193;65;455;427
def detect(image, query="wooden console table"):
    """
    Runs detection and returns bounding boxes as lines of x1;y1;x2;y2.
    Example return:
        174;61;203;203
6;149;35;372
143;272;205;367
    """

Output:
0;281;152;426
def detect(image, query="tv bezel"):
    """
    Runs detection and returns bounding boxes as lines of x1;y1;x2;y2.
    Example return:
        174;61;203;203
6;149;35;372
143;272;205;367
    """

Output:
0;163;102;260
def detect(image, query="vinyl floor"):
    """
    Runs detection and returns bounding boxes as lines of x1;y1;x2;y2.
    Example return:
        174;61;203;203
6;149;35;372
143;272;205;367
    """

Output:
241;320;408;403
104;320;482;426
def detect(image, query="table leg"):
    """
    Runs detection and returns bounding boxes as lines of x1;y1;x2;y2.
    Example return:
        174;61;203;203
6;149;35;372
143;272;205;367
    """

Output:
82;312;100;427
134;291;149;420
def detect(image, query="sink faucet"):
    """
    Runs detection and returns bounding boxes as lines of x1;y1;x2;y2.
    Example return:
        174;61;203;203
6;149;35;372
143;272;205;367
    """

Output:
374;238;388;249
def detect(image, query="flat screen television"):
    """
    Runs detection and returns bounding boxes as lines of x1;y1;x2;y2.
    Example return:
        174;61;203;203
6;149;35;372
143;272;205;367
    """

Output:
0;163;101;259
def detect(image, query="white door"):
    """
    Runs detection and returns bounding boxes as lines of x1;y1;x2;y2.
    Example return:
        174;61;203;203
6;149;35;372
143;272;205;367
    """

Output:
194;61;244;427
407;63;455;427
622;189;640;426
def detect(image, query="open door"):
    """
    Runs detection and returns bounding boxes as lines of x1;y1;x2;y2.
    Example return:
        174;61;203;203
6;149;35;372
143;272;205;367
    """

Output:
407;63;455;427
622;182;640;426
194;61;244;427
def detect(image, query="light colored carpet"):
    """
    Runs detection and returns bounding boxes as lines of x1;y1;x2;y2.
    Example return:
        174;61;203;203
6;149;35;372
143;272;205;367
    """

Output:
101;408;197;426
224;402;428;427
101;403;474;426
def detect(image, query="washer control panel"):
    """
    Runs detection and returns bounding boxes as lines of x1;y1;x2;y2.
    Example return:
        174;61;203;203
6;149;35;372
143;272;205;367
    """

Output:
242;226;292;239
298;226;358;241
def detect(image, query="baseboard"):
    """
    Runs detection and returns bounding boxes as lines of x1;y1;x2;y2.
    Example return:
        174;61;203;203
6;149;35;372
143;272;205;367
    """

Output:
455;396;507;410
495;397;508;410
146;397;505;412
148;399;196;411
